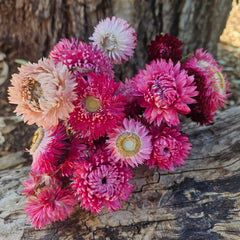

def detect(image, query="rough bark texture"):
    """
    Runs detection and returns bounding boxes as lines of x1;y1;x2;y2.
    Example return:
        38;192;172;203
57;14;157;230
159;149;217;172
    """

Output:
0;106;240;240
0;0;232;79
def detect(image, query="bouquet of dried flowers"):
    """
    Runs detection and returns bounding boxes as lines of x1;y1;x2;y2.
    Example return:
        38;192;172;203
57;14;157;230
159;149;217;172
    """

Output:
8;17;229;229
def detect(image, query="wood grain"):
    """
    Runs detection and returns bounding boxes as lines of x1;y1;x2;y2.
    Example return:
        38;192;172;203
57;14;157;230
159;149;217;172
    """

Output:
1;106;240;240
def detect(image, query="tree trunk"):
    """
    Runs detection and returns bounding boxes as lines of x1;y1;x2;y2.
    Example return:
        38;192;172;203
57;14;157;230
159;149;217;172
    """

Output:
1;105;240;240
0;0;232;79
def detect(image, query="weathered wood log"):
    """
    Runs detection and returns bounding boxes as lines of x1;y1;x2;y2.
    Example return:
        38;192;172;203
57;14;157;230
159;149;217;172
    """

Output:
1;105;240;240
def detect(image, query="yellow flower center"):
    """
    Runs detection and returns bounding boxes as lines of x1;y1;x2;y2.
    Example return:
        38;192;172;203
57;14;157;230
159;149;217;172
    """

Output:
211;66;226;95
30;127;44;155
84;96;100;113
198;61;226;95
116;132;141;157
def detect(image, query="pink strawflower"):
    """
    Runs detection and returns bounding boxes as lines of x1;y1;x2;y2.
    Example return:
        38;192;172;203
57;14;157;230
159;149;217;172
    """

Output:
181;48;229;125
57;135;87;177
25;186;76;229
8;58;77;128
107;118;152;167
116;78;143;118
148;33;183;64
133;59;198;126
68;73;126;140
22;172;60;197
49;38;113;77
71;147;134;214
146;124;191;171
29;122;69;174
90;17;137;64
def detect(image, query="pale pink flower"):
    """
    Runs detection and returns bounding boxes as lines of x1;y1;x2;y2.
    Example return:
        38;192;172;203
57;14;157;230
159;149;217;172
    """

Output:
50;38;113;77
107;118;152;167
71;147;134;214
8;58;77;128
146;124;191;171
90;17;137;64
133;59;198;126
181;48;229;125
29;122;69;174
68;73;126;140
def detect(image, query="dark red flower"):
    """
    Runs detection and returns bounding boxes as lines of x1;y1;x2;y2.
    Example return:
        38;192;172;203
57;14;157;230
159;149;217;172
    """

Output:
148;33;183;64
181;48;229;125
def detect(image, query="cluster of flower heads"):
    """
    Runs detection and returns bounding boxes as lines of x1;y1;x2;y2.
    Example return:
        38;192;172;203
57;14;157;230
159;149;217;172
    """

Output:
8;17;229;229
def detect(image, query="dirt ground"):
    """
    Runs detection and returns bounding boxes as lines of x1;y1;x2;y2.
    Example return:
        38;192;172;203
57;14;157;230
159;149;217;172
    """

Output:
0;2;240;162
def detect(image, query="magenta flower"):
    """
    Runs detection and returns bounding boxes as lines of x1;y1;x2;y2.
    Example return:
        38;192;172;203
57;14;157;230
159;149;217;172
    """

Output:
22;172;61;197
107;118;152;167
49;38;113;77
25;186;76;229
146;124;192;171
29;122;69;174
133;59;198;126
57;135;87;177
181;48;229;125
148;33;183;64
67;73;126;140
8;58;77;128
90;17;137;64
116;78;143;118
71;147;134;214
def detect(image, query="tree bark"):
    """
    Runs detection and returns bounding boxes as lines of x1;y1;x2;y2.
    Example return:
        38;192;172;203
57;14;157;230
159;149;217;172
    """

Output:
0;0;232;79
1;105;240;240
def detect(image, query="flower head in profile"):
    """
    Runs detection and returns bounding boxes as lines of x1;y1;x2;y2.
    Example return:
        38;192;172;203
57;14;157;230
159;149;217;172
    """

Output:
57;135;87;177
8;58;77;128
68;73;126;140
146;124;191;171
22;172;56;197
25;185;76;229
29;122;69;174
181;48;229;125
116;78;143;118
148;33;183;64
107;118;152;167
49;38;113;77
133;59;198;126
71;147;134;214
90;17;137;64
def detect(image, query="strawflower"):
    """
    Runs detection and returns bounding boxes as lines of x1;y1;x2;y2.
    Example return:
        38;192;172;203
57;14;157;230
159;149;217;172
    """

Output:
29;122;69;174
71;147;134;214
116;78;143;118
107;118;152;167
146;124;191;171
148;33;183;64
90;16;137;64
181;48;229;125
8;58;77;128
133;59;198;126
68;72;126;140
25;185;76;229
57;135;87;177
50;38;113;77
